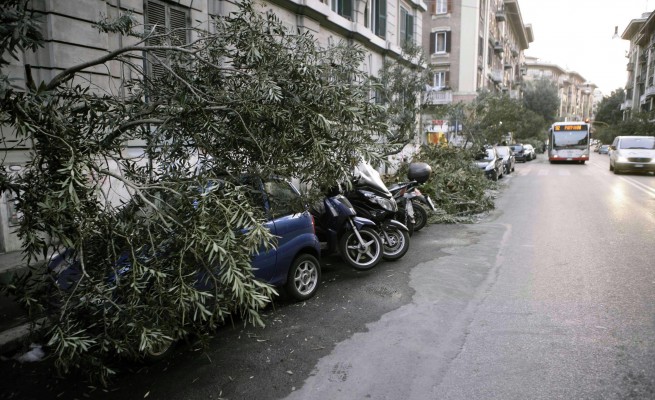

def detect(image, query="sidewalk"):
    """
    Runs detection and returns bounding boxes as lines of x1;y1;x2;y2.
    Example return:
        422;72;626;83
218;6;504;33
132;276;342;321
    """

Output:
0;251;40;355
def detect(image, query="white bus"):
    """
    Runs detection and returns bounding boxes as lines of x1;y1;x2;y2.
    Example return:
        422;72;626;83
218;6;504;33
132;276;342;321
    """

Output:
548;121;591;164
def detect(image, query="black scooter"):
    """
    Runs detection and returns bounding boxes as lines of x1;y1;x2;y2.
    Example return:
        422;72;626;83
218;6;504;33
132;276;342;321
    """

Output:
388;162;436;232
311;188;384;271
345;162;410;261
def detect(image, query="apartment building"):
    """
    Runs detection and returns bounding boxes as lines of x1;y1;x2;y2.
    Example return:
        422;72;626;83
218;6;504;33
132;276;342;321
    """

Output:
523;57;596;121
422;0;533;106
621;12;654;118
0;0;426;253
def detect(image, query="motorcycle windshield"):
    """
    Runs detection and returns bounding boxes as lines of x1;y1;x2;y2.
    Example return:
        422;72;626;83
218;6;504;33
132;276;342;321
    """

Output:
355;161;392;197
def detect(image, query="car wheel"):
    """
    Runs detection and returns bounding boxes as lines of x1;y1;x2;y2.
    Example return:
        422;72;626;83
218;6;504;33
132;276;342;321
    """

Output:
142;336;176;363
285;254;320;301
614;168;620;175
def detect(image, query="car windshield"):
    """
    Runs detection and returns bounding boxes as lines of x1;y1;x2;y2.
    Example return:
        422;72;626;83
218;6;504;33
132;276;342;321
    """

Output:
511;145;523;152
495;147;509;156
619;137;655;149
474;149;495;161
553;131;588;148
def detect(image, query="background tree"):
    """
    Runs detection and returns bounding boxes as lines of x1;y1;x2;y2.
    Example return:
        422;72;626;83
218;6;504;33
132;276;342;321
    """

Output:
374;43;431;155
593;88;626;143
522;77;560;125
0;0;388;383
594;88;625;126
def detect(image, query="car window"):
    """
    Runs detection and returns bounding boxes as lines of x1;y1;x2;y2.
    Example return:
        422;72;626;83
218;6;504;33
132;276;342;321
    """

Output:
263;180;304;218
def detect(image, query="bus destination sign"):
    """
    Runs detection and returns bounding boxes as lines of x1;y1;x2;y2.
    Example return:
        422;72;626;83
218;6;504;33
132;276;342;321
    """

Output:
554;124;586;131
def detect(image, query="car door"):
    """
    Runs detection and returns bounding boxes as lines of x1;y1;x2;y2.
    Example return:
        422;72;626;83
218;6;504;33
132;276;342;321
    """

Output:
254;178;310;285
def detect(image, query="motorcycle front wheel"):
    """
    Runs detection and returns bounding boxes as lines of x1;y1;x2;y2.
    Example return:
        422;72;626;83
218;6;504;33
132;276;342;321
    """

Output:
339;226;383;271
380;226;410;261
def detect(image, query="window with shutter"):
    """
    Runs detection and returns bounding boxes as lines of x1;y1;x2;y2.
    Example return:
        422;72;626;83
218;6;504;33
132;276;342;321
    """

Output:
332;0;353;20
372;0;386;38
431;31;450;54
400;7;414;46
435;0;448;14
145;0;189;78
434;72;444;87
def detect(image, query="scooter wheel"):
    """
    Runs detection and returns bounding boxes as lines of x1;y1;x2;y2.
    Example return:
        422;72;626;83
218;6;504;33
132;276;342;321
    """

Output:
339;227;383;271
412;202;429;232
380;226;410;261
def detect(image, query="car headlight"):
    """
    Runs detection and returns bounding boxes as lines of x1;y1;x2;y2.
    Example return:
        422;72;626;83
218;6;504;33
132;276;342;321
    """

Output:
616;155;628;162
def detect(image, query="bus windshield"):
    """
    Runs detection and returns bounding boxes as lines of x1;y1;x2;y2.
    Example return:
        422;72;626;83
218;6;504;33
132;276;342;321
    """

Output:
552;130;589;149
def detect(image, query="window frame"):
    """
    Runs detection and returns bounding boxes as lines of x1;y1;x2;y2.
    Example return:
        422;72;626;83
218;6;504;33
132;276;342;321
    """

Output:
432;71;449;88
436;0;448;14
431;0;450;15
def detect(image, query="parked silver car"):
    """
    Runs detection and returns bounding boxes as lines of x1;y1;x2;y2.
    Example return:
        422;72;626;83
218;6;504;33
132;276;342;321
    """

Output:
474;147;504;181
609;135;655;174
523;144;536;160
494;145;516;174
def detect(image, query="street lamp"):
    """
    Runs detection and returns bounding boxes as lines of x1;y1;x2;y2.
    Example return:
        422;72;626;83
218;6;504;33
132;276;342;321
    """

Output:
612;26;620;39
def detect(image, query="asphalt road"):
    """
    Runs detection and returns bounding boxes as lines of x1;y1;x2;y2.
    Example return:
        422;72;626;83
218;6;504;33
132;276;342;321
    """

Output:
1;152;654;400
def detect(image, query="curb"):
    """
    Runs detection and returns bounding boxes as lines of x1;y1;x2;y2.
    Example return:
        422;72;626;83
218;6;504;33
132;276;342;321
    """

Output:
0;253;45;356
0;322;31;355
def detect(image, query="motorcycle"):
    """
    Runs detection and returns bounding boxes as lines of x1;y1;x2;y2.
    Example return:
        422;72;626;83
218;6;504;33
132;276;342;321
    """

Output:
388;180;417;236
311;187;384;271
345;162;411;261
388;162;436;232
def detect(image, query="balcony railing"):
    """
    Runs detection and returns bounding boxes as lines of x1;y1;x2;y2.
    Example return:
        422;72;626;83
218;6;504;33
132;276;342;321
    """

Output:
424;89;453;105
644;85;655;98
495;9;506;22
620;99;633;110
489;69;503;83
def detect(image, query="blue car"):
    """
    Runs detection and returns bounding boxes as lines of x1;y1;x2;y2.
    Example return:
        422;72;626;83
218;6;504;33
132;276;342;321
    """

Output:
245;177;321;300
46;176;321;360
50;177;321;301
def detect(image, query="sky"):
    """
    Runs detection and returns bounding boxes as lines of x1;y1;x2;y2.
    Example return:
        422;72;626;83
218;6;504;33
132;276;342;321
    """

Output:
517;0;653;96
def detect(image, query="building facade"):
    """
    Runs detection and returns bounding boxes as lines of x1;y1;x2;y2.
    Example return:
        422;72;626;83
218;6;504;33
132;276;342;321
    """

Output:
420;0;532;144
523;57;596;122
621;12;654;118
0;0;426;253
422;0;533;106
